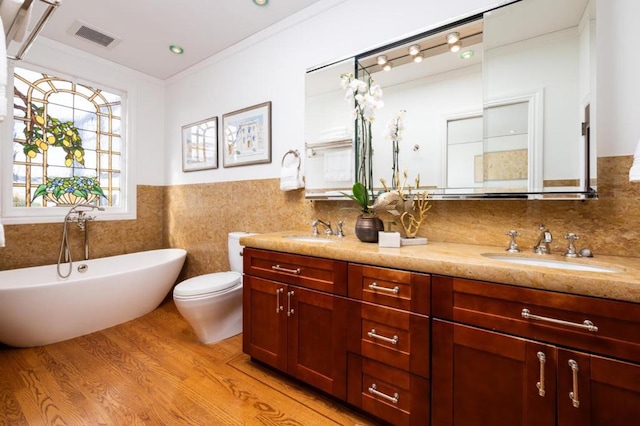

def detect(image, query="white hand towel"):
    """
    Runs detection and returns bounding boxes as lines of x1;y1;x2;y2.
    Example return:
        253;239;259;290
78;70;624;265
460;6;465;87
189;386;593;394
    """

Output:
324;148;353;182
280;154;304;191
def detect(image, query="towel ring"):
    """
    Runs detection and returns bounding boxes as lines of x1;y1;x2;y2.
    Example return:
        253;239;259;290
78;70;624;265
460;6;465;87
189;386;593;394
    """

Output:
281;149;301;169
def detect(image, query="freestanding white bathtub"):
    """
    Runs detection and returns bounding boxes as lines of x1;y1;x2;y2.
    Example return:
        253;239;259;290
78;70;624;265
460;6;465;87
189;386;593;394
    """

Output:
0;248;187;348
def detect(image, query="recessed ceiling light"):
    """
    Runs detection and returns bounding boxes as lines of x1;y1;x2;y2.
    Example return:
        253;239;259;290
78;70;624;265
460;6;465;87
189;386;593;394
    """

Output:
377;55;387;66
450;41;462;53
413;54;424;63
382;62;393;71
169;44;184;54
460;50;475;59
253;0;268;5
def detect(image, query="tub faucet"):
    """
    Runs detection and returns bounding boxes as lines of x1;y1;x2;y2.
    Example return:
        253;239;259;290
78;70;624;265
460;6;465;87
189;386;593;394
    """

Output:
533;224;553;254
312;219;333;236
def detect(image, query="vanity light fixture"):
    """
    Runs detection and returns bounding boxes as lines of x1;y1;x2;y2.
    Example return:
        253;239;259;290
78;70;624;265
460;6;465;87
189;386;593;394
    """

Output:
408;44;421;56
446;32;460;44
460;49;475;59
450;41;462;53
413;54;424;63
169;44;184;54
377;55;388;66
253;0;268;5
382;62;393;71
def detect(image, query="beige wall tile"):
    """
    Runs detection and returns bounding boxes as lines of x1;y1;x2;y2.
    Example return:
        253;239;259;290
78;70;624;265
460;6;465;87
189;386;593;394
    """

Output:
4;157;640;282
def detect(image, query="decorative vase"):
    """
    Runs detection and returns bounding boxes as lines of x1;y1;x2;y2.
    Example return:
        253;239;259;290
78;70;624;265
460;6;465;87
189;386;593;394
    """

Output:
355;214;384;243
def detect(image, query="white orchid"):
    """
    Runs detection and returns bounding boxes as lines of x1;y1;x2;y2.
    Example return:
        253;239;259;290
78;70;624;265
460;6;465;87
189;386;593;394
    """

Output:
340;72;384;196
386;110;406;142
341;73;384;124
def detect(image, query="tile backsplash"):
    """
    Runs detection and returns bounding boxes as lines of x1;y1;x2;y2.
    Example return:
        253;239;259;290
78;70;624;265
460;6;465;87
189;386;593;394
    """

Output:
3;156;639;280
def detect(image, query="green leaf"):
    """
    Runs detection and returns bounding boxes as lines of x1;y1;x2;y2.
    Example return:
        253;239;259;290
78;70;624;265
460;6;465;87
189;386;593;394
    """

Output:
32;184;47;200
90;186;106;197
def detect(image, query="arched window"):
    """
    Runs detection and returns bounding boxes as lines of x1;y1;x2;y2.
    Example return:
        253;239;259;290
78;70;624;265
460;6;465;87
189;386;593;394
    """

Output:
11;66;124;210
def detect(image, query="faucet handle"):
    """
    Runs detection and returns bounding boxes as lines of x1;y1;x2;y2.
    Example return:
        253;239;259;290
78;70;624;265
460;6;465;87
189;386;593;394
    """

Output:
336;221;345;237
563;233;579;258
505;229;522;253
311;219;319;236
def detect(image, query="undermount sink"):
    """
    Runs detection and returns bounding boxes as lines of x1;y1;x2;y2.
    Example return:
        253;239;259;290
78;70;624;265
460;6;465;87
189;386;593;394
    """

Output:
482;253;619;273
284;236;337;244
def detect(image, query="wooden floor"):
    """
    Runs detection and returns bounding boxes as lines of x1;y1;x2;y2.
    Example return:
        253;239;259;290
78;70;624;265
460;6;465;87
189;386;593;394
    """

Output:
0;299;378;425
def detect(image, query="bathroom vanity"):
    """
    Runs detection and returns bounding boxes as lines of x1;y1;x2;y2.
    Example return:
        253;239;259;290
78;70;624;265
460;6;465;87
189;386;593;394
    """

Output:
241;233;640;425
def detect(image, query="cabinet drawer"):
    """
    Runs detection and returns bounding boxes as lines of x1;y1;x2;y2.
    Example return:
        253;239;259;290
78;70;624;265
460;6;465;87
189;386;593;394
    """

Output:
243;248;347;295
432;275;640;363
352;302;429;378
348;264;430;315
347;354;430;426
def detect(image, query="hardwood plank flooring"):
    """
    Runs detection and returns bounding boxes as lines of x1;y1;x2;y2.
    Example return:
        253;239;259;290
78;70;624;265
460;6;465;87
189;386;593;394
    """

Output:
0;299;379;425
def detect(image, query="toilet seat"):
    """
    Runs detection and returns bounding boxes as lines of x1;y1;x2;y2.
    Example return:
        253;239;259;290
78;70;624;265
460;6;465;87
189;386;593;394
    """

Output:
173;271;241;299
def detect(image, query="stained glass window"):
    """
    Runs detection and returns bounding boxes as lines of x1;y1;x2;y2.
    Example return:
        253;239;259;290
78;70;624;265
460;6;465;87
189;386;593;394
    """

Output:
12;66;124;209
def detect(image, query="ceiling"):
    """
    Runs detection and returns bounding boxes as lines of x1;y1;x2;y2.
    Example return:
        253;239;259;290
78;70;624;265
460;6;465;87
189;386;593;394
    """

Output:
18;0;325;80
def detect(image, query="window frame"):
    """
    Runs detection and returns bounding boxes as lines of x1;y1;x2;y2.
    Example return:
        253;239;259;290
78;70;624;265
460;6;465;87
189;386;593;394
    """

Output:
1;62;135;225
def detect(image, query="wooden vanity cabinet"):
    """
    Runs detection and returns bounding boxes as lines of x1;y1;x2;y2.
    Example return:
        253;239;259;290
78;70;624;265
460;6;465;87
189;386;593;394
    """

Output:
347;264;431;426
431;275;640;426
242;248;349;399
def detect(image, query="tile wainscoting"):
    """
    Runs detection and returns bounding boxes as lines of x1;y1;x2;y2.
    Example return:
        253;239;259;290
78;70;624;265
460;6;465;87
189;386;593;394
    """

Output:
3;156;639;279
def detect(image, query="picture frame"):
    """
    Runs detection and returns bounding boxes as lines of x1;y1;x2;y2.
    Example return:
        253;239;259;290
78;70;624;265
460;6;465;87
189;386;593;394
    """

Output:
222;101;272;167
182;116;218;172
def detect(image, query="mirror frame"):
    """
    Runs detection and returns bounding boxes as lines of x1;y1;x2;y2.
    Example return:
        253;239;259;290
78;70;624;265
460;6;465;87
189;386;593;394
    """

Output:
304;0;597;201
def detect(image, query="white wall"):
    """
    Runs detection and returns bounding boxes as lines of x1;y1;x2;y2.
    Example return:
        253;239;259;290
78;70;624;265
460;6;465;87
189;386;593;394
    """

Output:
164;0;513;186
596;0;640;157
15;0;637;190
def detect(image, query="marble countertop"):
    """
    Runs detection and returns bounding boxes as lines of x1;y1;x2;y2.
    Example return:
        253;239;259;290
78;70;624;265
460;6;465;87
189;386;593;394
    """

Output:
240;232;640;304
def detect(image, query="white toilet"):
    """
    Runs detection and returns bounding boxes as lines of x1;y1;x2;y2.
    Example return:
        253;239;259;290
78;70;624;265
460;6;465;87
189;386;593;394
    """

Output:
173;231;253;344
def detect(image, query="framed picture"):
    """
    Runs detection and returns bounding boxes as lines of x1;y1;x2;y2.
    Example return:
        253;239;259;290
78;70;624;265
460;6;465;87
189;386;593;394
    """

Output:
222;101;272;167
182;116;218;172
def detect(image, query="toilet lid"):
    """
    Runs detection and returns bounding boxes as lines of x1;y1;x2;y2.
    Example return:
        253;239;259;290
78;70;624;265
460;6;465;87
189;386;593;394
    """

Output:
173;271;241;297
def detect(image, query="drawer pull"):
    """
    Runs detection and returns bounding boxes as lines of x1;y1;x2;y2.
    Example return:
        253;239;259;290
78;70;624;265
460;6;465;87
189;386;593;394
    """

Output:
569;359;580;408
536;351;546;397
275;288;284;313
367;329;399;345
368;384;399;404
521;309;598;333
272;265;301;275
287;290;295;317
368;282;400;295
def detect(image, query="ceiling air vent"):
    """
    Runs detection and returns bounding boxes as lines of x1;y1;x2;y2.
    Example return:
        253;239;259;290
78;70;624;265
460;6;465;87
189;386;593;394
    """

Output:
67;21;121;49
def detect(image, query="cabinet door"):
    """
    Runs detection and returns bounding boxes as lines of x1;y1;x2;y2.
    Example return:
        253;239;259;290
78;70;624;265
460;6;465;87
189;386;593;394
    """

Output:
432;320;556;426
558;350;640;426
288;286;348;399
242;275;287;372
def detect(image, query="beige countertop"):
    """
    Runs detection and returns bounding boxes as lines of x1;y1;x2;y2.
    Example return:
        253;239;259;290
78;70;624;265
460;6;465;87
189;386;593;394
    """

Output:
240;232;640;304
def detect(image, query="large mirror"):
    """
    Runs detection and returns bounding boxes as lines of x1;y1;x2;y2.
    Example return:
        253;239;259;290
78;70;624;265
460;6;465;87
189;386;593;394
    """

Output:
304;0;597;200
304;58;356;197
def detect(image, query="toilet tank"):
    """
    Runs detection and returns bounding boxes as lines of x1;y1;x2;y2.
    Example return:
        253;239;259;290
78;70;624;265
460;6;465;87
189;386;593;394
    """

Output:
228;232;254;272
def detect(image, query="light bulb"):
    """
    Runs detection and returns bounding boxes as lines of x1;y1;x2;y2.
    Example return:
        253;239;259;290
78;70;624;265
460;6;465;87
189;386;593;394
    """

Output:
413;54;424;63
447;32;460;44
377;55;387;65
383;62;393;71
450;41;462;53
408;44;421;56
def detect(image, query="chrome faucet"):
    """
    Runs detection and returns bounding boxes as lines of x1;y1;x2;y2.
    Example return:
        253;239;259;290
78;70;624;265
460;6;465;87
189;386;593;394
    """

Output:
312;219;333;236
533;224;553;254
